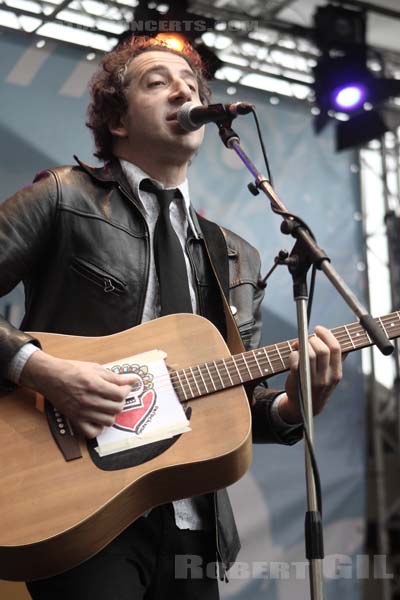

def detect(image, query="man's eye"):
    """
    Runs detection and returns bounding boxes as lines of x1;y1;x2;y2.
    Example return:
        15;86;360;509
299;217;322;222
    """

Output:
185;81;197;92
149;80;165;87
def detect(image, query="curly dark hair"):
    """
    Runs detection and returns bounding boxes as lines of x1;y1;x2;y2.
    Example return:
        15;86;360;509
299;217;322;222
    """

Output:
86;36;212;162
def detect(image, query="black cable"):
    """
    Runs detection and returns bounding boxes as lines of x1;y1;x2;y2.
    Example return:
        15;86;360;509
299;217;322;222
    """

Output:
250;106;274;187
307;264;317;323
297;377;323;516
298;270;323;516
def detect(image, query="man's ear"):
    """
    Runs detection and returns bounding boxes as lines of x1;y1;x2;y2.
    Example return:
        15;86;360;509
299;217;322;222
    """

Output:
109;114;128;139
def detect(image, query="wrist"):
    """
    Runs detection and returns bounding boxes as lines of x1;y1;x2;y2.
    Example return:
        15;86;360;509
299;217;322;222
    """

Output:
276;393;302;424
19;350;57;391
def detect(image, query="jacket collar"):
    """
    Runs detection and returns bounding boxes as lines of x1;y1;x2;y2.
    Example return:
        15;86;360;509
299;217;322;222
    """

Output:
73;155;146;216
74;155;204;239
74;155;128;185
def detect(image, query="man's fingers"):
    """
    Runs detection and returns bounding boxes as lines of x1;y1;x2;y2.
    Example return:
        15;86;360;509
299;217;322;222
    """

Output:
81;410;117;427
314;326;343;381
309;334;330;376
288;349;299;371
100;368;139;387
76;421;104;439
88;376;134;405
314;326;341;355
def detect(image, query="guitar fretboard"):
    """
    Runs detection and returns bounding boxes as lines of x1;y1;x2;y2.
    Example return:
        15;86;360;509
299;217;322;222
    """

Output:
170;311;400;402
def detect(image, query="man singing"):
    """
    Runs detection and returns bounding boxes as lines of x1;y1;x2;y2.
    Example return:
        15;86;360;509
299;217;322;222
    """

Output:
0;35;342;600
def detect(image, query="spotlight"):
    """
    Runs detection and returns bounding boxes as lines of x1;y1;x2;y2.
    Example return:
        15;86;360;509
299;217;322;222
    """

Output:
155;33;187;52
313;50;373;116
312;3;400;149
334;85;366;110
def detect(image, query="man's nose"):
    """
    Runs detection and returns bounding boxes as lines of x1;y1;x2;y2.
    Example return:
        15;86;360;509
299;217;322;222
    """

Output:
169;79;193;103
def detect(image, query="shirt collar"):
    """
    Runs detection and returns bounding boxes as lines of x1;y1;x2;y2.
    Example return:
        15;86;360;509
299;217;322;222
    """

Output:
119;159;200;239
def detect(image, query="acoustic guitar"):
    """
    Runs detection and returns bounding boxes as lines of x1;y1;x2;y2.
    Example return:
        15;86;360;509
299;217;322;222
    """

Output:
0;312;397;581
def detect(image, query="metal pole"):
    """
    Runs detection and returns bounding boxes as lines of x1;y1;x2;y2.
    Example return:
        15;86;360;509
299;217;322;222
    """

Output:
360;142;391;600
296;297;325;600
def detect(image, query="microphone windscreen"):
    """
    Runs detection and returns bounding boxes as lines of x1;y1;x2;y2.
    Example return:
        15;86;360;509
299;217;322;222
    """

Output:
177;102;200;132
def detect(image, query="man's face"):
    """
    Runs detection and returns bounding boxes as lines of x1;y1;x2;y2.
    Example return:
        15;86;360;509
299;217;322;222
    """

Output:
115;50;205;163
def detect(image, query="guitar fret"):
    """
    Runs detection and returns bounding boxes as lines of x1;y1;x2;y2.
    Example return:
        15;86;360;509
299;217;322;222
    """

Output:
182;369;195;398
222;359;234;386
343;325;358;349
231;356;243;383
175;370;188;401
344;325;356;349
204;362;217;391
213;361;225;388
263;348;274;373
275;344;285;368
196;365;209;394
378;317;389;339
253;351;264;376
189;367;202;396
241;354;253;379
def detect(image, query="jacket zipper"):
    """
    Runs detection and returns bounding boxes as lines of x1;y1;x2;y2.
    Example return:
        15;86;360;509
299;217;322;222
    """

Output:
71;257;127;295
117;184;150;321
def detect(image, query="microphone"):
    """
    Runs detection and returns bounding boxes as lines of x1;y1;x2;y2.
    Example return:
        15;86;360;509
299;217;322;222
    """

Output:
177;101;254;131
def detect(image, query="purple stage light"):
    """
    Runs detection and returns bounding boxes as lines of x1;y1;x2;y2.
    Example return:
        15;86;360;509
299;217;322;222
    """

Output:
333;85;366;110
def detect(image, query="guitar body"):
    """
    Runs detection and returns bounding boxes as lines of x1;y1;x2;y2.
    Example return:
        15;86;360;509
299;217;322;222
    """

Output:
0;314;252;582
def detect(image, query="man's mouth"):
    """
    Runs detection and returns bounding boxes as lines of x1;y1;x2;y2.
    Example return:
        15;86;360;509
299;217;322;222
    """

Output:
166;111;179;122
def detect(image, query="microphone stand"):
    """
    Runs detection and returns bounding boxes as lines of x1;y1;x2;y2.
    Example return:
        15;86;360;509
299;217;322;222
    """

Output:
215;120;393;600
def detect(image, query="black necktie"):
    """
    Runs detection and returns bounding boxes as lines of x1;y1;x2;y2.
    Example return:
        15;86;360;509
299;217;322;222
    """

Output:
140;179;193;316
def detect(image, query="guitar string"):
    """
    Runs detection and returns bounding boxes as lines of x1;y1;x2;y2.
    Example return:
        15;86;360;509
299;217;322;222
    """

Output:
147;318;399;392
135;339;372;401
123;316;400;400
150;314;399;390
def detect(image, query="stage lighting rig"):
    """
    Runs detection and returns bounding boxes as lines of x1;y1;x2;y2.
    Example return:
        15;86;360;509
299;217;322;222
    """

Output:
312;3;400;149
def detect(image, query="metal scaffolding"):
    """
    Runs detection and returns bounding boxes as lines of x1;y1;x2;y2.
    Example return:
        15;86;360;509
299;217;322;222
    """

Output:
361;130;400;599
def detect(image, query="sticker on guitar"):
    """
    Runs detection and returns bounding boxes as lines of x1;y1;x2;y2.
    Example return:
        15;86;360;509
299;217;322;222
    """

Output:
95;350;191;457
109;363;157;435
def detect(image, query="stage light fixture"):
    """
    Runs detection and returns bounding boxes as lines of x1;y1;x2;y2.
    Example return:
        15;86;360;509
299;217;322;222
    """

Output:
334;85;366;110
155;33;187;52
313;3;366;51
312;3;400;150
336;106;400;151
313;50;373;117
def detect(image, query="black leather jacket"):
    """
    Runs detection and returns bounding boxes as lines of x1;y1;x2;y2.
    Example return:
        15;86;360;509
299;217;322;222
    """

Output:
0;159;301;576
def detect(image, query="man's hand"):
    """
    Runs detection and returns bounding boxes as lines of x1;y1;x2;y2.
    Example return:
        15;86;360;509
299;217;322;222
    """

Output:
277;326;343;424
20;350;138;439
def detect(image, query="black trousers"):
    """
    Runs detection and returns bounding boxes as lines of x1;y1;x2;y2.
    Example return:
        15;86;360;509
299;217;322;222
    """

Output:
26;504;220;600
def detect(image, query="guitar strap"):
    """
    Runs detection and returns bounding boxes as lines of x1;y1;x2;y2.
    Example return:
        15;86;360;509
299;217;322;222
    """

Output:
198;223;245;355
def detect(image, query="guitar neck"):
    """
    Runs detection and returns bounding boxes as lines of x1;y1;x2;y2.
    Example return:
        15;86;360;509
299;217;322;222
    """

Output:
170;311;400;402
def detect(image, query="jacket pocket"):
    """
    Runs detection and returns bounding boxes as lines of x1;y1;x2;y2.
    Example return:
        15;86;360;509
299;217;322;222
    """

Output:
70;257;127;296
